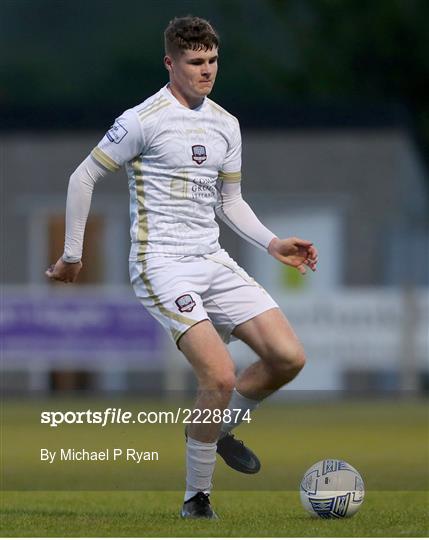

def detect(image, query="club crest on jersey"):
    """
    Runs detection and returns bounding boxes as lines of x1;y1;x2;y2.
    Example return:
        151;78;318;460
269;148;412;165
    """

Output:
192;145;207;165
175;294;196;313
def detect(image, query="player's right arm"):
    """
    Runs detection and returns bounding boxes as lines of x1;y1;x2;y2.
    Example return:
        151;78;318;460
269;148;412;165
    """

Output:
46;110;144;283
45;156;109;282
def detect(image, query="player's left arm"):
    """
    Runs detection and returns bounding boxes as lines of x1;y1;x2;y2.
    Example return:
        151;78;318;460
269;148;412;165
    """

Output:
215;181;318;274
267;236;318;275
217;118;317;274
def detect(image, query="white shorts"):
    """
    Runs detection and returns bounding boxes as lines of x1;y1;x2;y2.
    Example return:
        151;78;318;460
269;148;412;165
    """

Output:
129;249;278;345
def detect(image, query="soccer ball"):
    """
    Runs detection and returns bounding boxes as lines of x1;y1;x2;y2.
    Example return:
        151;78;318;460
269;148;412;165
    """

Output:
300;459;365;519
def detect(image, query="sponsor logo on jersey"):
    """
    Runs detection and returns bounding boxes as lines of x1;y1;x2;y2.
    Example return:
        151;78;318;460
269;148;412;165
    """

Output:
191;145;207;165
175;294;196;313
106;121;128;144
191;177;216;199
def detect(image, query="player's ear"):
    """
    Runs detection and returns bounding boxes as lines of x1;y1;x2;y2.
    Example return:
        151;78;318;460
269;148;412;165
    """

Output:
164;55;173;73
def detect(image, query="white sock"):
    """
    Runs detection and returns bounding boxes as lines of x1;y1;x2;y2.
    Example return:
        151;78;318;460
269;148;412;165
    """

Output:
219;388;260;438
184;436;217;502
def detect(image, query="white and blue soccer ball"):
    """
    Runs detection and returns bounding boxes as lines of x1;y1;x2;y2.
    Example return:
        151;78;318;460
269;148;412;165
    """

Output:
300;459;365;519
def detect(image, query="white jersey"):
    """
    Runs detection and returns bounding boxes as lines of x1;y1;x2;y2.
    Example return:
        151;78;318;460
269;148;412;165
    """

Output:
91;85;242;260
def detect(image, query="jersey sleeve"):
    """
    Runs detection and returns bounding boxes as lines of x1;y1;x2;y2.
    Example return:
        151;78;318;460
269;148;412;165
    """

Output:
215;180;276;251
218;118;242;183
91;109;143;172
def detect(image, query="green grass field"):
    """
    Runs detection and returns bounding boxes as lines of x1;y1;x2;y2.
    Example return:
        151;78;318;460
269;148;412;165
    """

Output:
1;398;428;536
2;490;427;537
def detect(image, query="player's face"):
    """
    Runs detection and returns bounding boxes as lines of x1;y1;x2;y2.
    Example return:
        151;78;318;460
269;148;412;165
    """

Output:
165;47;218;107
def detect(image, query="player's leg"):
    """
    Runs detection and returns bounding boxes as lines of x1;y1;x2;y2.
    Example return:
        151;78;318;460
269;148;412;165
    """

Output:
232;307;305;399
202;251;306;467
214;307;305;481
179;319;236;442
201;252;286;473
178;319;236;518
218;306;304;444
129;257;231;517
215;308;305;472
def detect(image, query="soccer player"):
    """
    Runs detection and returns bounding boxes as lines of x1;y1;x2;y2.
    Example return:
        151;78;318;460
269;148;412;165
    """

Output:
46;16;318;519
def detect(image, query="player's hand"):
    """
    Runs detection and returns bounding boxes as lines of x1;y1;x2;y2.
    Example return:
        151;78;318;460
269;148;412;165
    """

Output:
268;237;318;275
45;257;82;283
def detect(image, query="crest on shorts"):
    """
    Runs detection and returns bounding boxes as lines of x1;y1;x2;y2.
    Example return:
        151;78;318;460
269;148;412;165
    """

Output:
192;145;207;165
175;294;196;313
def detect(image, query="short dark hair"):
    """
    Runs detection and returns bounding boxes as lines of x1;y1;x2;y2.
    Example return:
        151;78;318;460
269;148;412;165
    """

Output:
164;16;219;57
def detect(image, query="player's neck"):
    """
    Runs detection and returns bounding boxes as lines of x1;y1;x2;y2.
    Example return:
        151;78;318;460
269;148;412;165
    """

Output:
167;83;204;110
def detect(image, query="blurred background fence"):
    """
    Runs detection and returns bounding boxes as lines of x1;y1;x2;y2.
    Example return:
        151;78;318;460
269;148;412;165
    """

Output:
1;0;428;396
2;286;428;394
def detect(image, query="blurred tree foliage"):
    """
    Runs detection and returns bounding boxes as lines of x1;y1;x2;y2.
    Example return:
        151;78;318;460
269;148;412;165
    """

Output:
1;0;428;159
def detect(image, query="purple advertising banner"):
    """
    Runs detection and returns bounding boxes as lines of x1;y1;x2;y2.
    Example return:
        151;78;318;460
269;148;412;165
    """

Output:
1;288;162;365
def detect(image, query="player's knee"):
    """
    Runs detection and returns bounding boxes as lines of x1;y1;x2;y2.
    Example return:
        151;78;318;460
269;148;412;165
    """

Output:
285;346;306;373
289;346;306;372
265;344;306;377
211;371;236;395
